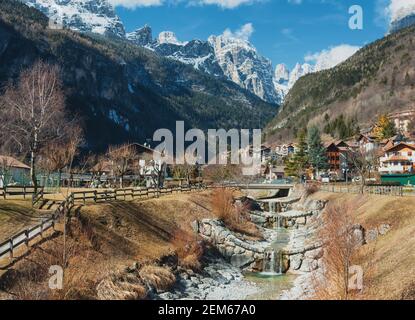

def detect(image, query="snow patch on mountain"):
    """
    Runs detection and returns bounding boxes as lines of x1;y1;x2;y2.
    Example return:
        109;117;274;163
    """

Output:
22;0;125;37
158;31;187;46
208;31;280;104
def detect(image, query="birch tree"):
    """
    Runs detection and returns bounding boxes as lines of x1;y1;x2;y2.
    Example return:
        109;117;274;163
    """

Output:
0;61;67;191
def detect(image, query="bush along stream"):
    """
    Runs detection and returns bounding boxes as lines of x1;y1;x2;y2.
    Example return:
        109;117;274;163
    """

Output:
153;188;328;300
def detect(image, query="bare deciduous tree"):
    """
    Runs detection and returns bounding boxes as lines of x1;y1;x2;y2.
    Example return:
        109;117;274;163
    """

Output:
314;198;365;300
0;61;67;191
107;143;137;188
346;147;380;193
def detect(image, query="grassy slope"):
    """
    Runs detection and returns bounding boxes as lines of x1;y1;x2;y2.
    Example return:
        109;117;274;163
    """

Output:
312;192;415;300
0;192;214;299
79;192;213;262
0;200;51;241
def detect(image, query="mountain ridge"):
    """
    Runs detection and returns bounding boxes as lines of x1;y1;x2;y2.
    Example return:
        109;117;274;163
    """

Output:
265;24;415;142
0;0;275;152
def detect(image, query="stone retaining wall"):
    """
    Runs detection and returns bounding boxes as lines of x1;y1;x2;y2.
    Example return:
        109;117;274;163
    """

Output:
193;219;267;269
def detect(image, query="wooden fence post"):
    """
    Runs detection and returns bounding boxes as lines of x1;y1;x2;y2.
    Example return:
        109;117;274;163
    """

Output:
25;230;29;247
9;239;13;259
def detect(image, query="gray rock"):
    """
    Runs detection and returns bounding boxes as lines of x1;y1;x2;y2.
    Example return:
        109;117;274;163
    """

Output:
365;229;378;243
191;220;199;233
230;253;255;268
352;224;366;246
300;258;318;272
378;224;391;235
289;253;303;270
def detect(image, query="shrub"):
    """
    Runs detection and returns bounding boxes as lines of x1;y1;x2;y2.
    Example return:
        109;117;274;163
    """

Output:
138;265;176;293
211;188;262;239
96;271;147;300
171;229;203;271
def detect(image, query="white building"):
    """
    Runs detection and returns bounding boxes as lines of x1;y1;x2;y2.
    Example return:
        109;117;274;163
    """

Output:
379;143;415;174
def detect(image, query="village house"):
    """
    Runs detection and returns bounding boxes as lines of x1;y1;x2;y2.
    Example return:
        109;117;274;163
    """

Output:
263;165;286;181
379;142;415;174
0;155;30;187
275;144;295;157
355;133;379;152
325;140;353;178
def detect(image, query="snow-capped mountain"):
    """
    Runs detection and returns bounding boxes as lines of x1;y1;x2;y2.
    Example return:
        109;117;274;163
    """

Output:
157;31;187;46
273;63;314;99
208;33;281;104
19;1;313;104
21;0;125;37
126;25;152;46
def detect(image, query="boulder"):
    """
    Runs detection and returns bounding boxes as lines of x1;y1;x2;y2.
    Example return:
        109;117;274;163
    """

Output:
230;253;255;268
365;229;378;243
191;220;199;234
352;224;366;246
378;224;391;235
289;253;303;271
299;258;319;272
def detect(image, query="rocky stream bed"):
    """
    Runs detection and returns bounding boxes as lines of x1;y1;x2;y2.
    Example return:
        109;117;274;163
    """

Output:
154;190;328;300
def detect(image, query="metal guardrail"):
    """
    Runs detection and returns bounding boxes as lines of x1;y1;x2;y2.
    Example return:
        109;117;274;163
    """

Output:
0;184;206;263
319;183;404;196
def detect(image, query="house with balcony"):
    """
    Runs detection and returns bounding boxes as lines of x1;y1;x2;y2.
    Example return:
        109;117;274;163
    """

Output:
325;140;352;173
379;143;415;174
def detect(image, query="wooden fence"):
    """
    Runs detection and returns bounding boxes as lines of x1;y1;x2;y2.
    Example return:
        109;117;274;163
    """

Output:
319;183;404;196
0;186;43;200
0;184;206;264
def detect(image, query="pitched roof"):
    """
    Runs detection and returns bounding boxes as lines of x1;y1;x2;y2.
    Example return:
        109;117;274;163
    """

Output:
0;156;30;170
384;142;415;153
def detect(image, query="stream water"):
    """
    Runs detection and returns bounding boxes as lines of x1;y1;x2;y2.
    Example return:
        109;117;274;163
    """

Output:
244;214;296;299
243;272;297;300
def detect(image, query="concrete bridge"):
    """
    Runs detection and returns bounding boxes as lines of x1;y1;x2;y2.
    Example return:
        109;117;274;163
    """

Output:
237;183;294;191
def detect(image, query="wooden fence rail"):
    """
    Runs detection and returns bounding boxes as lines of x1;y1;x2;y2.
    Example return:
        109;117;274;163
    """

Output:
0;184;206;263
0;186;44;200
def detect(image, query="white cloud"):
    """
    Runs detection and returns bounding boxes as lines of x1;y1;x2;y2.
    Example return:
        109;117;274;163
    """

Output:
387;0;415;22
222;23;254;40
304;44;360;71
109;0;164;9
377;0;415;25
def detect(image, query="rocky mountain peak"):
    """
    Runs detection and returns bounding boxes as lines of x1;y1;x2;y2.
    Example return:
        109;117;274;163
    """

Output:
274;64;290;84
158;31;186;46
21;0;125;37
126;24;152;46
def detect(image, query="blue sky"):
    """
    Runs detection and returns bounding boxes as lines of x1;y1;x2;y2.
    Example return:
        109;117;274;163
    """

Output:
112;0;408;69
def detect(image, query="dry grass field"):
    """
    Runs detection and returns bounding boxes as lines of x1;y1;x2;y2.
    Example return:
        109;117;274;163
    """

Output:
0;191;214;299
0;200;52;241
311;192;415;300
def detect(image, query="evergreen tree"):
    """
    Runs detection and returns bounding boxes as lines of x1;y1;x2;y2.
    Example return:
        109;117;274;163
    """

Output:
307;126;328;177
285;129;309;178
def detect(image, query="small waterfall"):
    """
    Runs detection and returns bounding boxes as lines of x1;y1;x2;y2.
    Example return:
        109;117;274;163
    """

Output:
261;249;282;276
